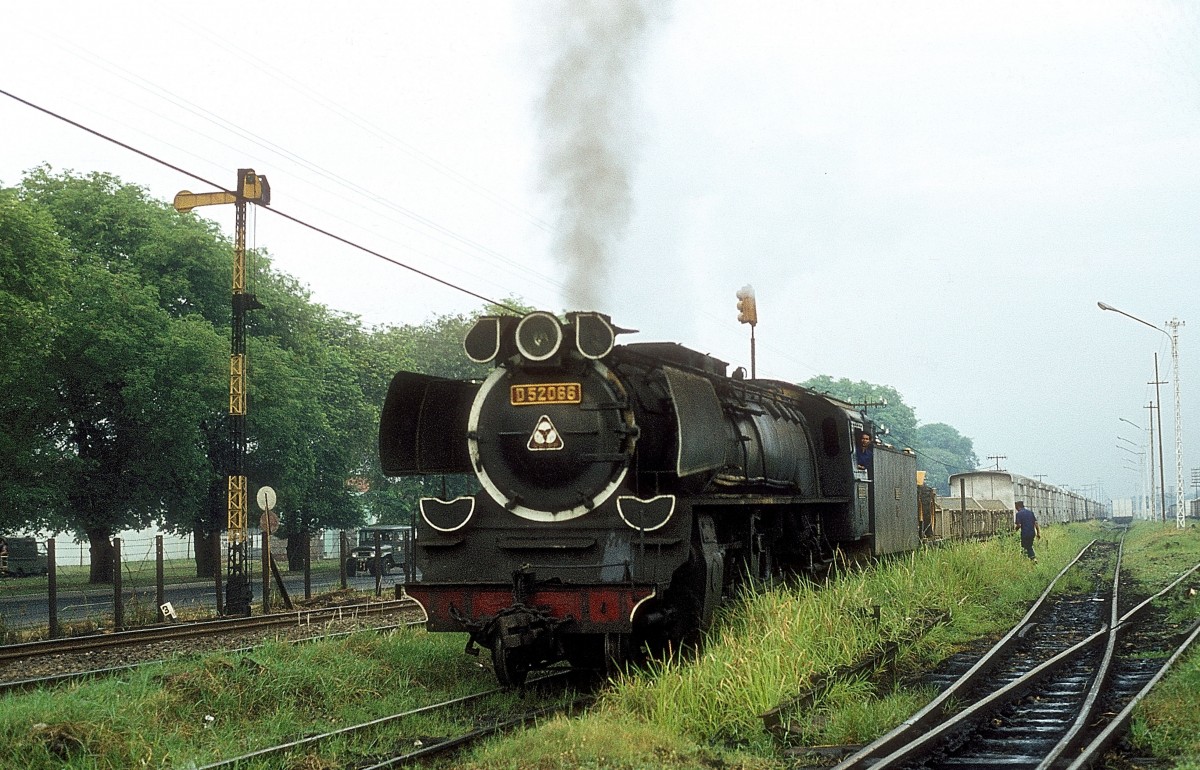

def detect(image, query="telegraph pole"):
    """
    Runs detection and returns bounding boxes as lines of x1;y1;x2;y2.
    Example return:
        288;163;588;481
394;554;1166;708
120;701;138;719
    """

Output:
174;169;271;616
1150;358;1168;523
1166;319;1185;528
987;454;1007;471
1146;401;1159;523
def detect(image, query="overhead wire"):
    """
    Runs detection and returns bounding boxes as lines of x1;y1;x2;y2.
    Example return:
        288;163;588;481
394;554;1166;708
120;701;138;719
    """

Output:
27;36;572;303
0;86;524;314
161;9;557;235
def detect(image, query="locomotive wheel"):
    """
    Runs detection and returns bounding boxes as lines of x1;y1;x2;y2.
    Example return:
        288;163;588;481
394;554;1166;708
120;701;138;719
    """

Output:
563;633;633;682
490;636;529;688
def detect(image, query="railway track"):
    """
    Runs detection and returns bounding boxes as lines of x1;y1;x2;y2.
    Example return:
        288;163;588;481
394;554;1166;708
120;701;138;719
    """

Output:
0;616;426;695
192;671;588;769
0;597;416;664
833;538;1200;770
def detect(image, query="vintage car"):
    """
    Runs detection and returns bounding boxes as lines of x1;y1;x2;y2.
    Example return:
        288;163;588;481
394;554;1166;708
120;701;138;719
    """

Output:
346;524;414;577
0;536;49;577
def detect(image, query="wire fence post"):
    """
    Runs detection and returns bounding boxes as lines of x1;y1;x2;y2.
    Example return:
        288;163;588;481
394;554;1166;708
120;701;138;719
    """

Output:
213;534;224;617
261;531;271;614
340;531;348;589
112;537;123;631
47;538;58;639
304;526;312;601
156;535;165;622
374;530;382;598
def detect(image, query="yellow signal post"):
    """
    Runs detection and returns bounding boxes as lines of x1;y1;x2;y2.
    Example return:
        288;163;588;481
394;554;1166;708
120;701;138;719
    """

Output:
736;284;757;379
173;169;270;616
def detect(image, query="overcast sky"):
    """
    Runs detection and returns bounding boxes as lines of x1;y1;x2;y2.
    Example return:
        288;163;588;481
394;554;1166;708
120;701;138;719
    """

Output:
3;1;1198;505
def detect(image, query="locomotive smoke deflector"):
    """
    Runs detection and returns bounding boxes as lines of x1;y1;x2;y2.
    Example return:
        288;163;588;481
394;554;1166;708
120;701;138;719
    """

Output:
661;366;728;477
379;371;478;475
464;316;500;363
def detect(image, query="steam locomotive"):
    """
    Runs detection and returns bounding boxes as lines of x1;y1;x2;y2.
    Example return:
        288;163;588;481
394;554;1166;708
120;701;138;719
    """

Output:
380;311;921;685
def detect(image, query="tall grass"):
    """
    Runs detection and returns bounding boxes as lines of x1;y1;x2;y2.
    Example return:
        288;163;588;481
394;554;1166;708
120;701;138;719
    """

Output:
1122;521;1200;761
0;628;519;769
602;530;1079;749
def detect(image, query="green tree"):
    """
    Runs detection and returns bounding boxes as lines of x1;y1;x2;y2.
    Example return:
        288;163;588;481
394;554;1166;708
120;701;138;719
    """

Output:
47;261;224;581
15;168;234;579
244;264;380;567
18;166;231;324
916;422;980;494
0;188;70;526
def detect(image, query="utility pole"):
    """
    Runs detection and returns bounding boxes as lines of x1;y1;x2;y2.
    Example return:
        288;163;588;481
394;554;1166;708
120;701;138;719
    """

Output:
1166;319;1185;529
1150;357;1168;523
174;169;271;616
987;454;1006;471
1146;401;1159;523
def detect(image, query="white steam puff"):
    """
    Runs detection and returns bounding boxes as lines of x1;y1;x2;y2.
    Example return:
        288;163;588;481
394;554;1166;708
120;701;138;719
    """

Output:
533;1;668;311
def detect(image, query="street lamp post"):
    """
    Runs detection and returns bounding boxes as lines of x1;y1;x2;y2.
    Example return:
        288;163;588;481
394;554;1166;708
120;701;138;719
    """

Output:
1121;415;1156;521
1099;302;1185;528
1116;441;1147;518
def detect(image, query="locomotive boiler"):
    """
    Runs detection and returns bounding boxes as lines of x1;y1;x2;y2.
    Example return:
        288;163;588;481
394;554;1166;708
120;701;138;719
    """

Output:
379;311;920;685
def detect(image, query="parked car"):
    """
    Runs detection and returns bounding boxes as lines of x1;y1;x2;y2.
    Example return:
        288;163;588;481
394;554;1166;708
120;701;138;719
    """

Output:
346;525;414;577
0;536;49;577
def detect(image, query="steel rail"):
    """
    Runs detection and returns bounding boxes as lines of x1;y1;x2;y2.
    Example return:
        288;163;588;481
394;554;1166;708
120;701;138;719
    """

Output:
864;627;1111;769
832;539;1099;770
1066;617;1200;770
361;693;596;769
837;547;1200;770
1046;554;1200;762
0;598;415;663
0;618;425;695
1038;536;1125;769
194;671;571;770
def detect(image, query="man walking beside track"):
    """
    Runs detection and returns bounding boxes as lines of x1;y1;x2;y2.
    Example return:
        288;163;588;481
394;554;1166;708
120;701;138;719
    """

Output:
1014;501;1041;562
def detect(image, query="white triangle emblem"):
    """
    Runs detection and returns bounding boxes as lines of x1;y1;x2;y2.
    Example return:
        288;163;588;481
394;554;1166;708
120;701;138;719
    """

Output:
527;415;564;451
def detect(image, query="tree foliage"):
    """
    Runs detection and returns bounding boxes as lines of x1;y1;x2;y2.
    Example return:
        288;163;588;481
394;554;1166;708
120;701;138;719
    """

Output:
1;168;400;580
0;188;71;526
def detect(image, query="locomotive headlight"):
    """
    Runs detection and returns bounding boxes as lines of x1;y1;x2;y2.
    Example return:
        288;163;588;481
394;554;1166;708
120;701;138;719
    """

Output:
516;312;564;362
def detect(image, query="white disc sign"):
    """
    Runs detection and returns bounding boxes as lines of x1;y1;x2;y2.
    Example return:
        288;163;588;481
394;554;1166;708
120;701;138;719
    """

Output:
256;485;277;512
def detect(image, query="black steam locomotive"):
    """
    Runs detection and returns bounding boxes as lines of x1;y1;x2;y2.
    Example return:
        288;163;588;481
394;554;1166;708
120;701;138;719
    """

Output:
380;311;920;685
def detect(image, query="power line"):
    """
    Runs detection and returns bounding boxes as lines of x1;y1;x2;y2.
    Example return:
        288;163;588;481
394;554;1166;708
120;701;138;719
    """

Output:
32;30;570;301
0;87;523;314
